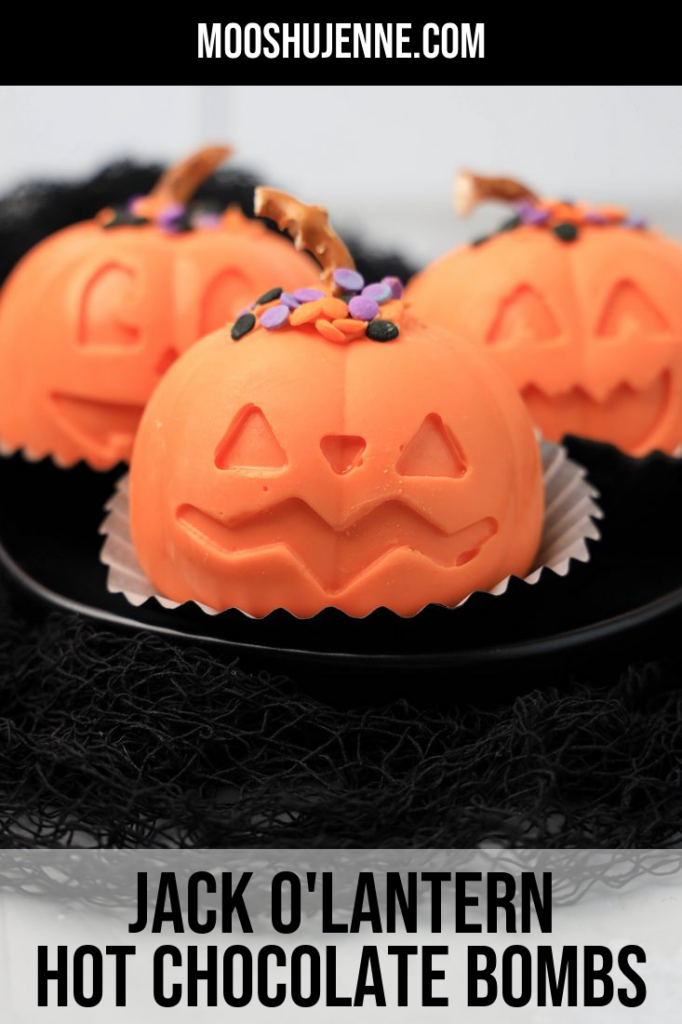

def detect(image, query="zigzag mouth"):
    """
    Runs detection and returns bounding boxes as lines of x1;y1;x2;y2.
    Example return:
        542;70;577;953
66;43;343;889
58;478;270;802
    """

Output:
177;498;498;595
522;371;670;451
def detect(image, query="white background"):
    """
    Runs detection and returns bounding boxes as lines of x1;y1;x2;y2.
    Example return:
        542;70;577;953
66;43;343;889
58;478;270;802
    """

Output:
1;85;681;265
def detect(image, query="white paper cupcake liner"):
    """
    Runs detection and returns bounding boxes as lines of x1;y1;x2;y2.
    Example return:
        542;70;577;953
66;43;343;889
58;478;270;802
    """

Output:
0;439;58;464
99;440;602;619
0;438;99;470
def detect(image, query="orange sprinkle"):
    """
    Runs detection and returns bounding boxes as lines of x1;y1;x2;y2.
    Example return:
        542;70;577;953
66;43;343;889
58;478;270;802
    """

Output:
290;300;323;326
333;318;366;336
320;297;349;320
316;319;348;344
596;204;628;221
548;203;582;224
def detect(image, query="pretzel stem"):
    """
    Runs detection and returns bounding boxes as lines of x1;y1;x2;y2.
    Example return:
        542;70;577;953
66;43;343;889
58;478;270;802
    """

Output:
454;170;539;217
254;187;354;282
145;145;232;214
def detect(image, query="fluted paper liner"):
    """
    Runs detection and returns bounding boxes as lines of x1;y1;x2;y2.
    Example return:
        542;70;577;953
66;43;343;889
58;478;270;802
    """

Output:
99;440;602;619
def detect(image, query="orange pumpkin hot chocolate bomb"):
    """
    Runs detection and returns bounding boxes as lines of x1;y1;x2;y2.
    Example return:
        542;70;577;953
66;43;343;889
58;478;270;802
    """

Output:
0;146;318;470
129;190;544;618
407;172;682;455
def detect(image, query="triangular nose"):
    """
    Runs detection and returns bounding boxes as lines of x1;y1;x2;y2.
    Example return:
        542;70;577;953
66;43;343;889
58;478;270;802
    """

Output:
320;435;366;475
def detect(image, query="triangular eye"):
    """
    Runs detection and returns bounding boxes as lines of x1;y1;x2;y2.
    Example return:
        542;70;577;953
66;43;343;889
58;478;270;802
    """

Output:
215;405;287;470
80;264;139;346
487;285;560;344
597;280;669;336
397;414;467;478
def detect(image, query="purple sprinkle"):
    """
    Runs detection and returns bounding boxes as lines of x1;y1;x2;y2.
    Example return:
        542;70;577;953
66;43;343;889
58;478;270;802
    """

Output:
333;268;364;292
584;210;608;225
127;194;144;212
382;276;403;299
624;216;648;229
349;295;379;321
260;304;290;329
294;287;326;303
514;199;550;226
280;292;301;310
362;282;392;303
158;203;186;228
524;208;550;226
527;209;550;225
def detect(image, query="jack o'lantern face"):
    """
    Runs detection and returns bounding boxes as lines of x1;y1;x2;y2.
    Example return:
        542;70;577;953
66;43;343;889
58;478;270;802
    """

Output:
0;213;318;470
176;405;497;596
130;310;544;618
407;223;682;455
47;242;174;466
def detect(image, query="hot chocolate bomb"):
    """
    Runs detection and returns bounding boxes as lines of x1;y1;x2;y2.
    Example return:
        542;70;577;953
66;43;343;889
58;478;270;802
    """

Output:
0;146;318;469
407;172;682;455
129;190;544;618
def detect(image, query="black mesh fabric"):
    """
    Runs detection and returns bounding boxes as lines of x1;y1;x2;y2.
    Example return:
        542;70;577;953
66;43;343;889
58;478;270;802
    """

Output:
0;159;415;293
1;588;681;848
0;162;681;850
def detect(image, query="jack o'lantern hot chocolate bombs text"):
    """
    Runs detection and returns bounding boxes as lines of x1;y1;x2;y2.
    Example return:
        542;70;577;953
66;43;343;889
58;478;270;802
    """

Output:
0;146;318;470
129;190;544;618
407;171;682;456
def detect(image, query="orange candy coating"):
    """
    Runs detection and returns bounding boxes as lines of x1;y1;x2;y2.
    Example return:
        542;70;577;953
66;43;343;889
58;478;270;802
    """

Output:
407;224;682;455
129;308;544;618
0;211;318;470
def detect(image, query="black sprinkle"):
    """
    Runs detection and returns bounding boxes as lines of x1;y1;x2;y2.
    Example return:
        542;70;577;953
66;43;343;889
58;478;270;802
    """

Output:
500;215;522;232
102;205;150;229
231;312;256;341
471;235;490;247
366;319;399;342
553;222;579;243
256;287;283;306
171;213;194;233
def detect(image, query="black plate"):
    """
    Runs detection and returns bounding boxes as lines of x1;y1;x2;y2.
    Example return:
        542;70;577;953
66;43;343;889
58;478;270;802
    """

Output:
1;439;682;688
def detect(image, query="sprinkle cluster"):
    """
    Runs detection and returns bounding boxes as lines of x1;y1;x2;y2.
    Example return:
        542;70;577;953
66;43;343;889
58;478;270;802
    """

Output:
472;198;649;248
102;197;222;233
230;269;404;344
101;205;151;230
